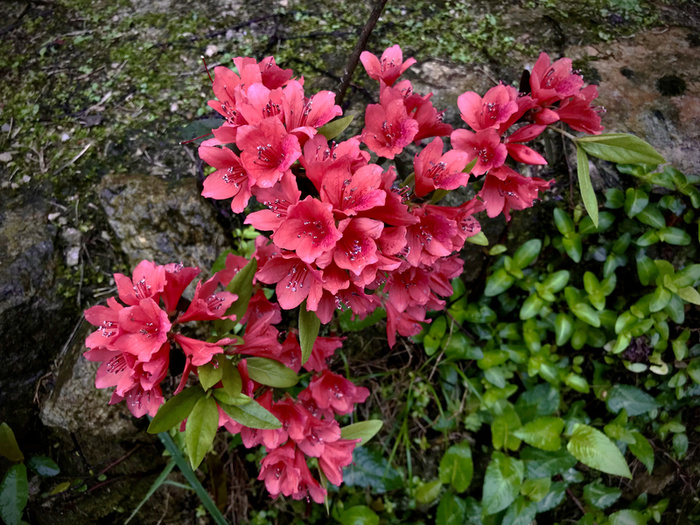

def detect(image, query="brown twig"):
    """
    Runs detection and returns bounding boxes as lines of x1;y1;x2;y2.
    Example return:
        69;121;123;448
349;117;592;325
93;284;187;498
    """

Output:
336;0;389;106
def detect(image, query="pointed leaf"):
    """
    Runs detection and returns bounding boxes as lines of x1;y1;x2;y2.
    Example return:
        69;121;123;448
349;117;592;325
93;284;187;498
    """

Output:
501;496;538;525
482;452;524;515
629;430;654;473
513;417;564;451
624;188;649;218
225;258;258;321
606;385;658;416
299;301;320;365
26;456;60;477
583;482;621;510
436;492;467;525
485;268;516;297
0;464;28;525
198;360;224;391
148;385;204;434
567;424;632;478
416;480;443;504
337;505;379;525
577;133;666;165
512;239;542;269
0;423;23;462
439;441;473;492
340;420;383;446
246;357;299;388
219;396;281;429
219;357;242;398
185;395;219;470
318;115;354;141
576;145;599;227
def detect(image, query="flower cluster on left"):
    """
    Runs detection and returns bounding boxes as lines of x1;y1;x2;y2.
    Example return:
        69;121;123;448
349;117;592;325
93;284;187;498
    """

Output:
83;260;236;417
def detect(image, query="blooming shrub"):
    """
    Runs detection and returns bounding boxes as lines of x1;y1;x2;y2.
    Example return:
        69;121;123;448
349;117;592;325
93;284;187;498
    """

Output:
83;45;668;509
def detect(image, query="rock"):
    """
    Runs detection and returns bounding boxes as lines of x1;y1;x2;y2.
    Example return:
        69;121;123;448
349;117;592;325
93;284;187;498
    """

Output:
98;174;230;270
567;28;700;174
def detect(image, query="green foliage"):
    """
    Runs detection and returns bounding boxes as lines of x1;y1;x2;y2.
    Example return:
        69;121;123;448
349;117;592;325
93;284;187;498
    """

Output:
404;166;700;523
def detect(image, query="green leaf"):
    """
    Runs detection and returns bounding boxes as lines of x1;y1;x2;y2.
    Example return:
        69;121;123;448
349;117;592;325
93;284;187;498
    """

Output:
658;227;691;246
687;358;700;385
180;118;224;144
636;204;666;229
148;385;204;434
649;286;672;312
606;385;658;416
501;496;538;525
554;208;575;236
299;301;320;365
26;456;60;477
340;420;383;446
583;482;621;509
567;424;632;478
436;492;467;525
198;360;224;391
466;231;488;246
576;145;599;227
605;188;625;209
521;447;577;478
339;307;386;332
629;430;654;473
0;424;23;462
484;268;516;297
338;505;379;525
520;477;551;502
218;396;281;430
577;133;666;165
519;294;544;320
219;357;242;398
225;258;258;322
609;509;649;525
536;481;567;513
416;480;443;504
343;446;402;493
543;271;570;294
514;417;564;452
185;396;219;470
624;188;649;218
636;255;658;286
245;357;299;388
439;441;473;492
562;235;583;263
555;313;575;346
317;115;354;141
512;239;542;269
571;303;600;327
481;452;524;515
0;464;28;525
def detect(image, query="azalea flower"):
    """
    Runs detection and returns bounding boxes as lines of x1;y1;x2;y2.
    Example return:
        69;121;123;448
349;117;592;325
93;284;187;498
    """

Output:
360;44;416;86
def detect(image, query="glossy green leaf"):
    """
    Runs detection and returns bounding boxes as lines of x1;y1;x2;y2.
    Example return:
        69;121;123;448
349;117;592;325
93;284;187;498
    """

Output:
343;447;402;493
148;385;204;434
576;145;599;227
514;417;564;451
436;492;467;525
416;480;443;504
501;496;538;525
522;447;577;478
536;481;567;513
337;505;379;525
624;188;649;218
185;395;219;470
636;230;659;247
219;357;242;398
198;360;224;391
225;258;258;322
519;294;544;320
629;430;654;473
606;385;658;416
481;452;524;515
583;482;621;509
636;204;666;229
299;301;320;365
219;395;281;430
543;271;570;294
317;115;354;141
605;188;625;209
553;208;575;236
27;456;60;477
339;307;386;332
439;441;473;492
485;268;516;297
466;231;488;246
577;133;665;165
0;464;28;525
562;235;583;263
658;227;691;246
571;303;600;327
180;118;224;144
673;264;700;287
246;357;299;388
340;420;383;446
609;509;649;525
636;255;657;286
554;313;574;346
512;239;542;269
567;424;632;478
520;477;551;502
0;424;23;462
649;286;672;312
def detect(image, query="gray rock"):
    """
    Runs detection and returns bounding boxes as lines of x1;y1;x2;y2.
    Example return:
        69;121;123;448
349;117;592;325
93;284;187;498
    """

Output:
98;173;230;270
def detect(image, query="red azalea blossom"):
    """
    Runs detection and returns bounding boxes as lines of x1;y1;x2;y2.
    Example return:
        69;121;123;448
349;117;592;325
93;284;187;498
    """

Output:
451;127;507;176
479;166;553;221
362;98;419;159
413;137;471;198
199;144;252;213
458;83;519;131
360;44;416;86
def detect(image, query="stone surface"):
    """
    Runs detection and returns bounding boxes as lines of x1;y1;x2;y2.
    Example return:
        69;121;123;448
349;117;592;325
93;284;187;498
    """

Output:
568;28;700;174
98;173;230;269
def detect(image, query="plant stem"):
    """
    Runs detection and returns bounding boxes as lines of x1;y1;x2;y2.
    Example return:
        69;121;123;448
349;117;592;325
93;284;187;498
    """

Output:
336;0;389;106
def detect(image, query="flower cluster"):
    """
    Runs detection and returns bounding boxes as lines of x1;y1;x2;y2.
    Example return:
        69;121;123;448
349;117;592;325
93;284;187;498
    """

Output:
85;256;369;502
198;46;603;346
83;260;235;417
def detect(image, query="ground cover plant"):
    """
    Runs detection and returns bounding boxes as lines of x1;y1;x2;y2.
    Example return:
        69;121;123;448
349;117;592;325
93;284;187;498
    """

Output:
2;24;698;525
